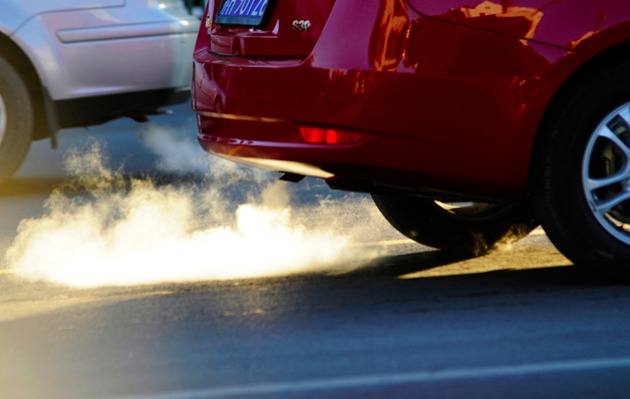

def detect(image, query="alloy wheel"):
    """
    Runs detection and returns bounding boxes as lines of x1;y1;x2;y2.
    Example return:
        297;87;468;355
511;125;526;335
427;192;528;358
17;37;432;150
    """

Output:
582;102;630;245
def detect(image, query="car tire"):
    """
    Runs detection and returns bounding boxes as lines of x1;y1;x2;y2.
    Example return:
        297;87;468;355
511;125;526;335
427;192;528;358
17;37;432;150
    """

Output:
0;57;34;184
371;193;538;256
535;60;630;275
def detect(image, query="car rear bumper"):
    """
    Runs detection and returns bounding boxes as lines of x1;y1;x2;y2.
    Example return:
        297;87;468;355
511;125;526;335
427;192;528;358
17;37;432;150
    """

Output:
194;105;524;201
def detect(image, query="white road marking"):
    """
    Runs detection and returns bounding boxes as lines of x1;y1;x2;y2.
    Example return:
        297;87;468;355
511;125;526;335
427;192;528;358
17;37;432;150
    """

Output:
106;357;630;399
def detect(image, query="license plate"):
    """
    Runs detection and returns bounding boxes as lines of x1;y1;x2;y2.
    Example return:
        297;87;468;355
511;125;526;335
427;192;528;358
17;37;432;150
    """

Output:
215;0;274;27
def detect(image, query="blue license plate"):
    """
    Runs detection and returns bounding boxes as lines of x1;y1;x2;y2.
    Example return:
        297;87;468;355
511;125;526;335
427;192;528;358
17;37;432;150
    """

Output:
215;0;274;27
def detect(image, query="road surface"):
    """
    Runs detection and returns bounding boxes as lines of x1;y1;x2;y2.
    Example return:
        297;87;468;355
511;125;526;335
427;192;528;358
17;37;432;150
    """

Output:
1;105;629;399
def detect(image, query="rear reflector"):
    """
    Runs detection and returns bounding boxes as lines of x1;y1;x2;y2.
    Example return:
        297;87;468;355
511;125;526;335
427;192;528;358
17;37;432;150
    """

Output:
299;127;367;144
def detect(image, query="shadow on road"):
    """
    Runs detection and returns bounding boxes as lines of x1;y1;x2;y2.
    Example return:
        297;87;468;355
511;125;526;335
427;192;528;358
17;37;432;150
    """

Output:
357;250;475;277
339;247;619;290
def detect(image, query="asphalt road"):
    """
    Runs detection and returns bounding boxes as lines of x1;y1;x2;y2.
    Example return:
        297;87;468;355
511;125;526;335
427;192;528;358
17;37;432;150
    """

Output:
1;105;629;399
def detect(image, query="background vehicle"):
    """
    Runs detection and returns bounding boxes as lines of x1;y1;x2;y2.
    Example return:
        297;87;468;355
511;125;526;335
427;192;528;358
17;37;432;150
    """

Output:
192;0;630;275
0;0;200;184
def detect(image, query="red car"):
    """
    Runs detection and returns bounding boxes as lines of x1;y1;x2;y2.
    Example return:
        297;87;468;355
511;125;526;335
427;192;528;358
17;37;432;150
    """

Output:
193;0;630;275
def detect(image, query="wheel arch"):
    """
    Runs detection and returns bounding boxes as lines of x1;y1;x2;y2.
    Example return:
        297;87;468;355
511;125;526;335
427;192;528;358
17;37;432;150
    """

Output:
528;40;630;194
0;33;51;140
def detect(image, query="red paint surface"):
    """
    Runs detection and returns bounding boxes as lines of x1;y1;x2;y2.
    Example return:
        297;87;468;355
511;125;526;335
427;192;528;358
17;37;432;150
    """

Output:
193;0;630;200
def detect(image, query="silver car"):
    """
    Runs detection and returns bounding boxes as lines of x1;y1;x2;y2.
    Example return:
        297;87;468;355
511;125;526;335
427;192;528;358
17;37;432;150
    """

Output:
0;0;199;183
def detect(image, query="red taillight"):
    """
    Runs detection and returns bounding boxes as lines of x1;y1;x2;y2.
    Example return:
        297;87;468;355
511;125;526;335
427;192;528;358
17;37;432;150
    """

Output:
299;127;367;144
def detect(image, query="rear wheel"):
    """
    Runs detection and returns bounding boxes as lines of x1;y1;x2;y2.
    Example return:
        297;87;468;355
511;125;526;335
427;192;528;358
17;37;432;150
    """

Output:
372;193;538;256
0;57;34;184
535;60;630;275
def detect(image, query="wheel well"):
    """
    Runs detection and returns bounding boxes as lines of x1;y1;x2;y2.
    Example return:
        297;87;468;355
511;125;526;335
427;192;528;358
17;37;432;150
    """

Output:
528;40;630;193
0;33;50;140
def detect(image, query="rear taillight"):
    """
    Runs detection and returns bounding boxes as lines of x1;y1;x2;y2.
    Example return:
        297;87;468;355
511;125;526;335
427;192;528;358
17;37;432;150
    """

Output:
299;127;367;144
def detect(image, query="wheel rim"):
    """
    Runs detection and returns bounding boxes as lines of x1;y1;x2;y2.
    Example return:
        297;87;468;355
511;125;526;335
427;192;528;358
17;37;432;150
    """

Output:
0;94;6;144
582;101;630;245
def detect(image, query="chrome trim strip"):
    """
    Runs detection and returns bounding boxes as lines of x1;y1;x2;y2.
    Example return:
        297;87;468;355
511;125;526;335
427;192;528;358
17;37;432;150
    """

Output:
196;110;287;124
57;21;198;43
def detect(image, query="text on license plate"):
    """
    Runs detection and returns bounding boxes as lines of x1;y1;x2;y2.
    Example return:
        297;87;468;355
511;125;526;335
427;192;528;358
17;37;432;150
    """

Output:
215;0;271;26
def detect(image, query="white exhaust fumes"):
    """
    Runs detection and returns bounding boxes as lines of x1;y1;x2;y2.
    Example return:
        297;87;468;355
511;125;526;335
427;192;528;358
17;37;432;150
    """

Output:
6;134;380;288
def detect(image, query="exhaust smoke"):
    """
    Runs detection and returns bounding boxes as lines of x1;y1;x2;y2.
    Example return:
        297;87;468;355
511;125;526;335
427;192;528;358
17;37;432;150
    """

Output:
6;131;381;288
